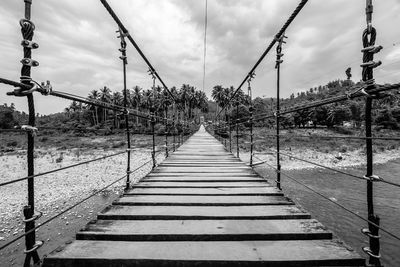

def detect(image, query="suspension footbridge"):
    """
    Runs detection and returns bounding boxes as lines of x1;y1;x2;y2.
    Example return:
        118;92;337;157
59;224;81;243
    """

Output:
42;126;364;266
1;0;399;266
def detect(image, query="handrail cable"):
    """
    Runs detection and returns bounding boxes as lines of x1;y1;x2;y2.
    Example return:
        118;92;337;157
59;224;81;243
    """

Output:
0;158;154;252
251;155;400;241
267;148;400;188
0;151;126;188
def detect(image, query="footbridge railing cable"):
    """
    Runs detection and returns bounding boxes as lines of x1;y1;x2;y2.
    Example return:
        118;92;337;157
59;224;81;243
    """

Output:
210;0;400;265
0;1;197;265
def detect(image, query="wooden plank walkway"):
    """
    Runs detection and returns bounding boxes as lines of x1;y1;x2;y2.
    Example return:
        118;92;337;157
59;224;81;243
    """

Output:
43;126;364;266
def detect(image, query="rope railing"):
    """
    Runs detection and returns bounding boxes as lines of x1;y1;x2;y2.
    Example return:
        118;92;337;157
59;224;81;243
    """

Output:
211;0;399;264
0;1;198;265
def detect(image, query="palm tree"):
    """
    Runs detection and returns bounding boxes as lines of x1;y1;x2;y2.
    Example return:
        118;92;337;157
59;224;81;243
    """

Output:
112;91;123;128
87;90;100;125
99;86;112;123
131;86;142;126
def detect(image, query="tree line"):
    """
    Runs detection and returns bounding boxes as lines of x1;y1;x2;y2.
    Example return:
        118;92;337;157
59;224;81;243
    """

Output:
0;84;208;135
210;79;400;130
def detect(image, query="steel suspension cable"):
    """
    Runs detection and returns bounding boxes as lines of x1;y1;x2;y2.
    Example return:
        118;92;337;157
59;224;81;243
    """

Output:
216;0;309;119
99;0;176;102
202;0;208;92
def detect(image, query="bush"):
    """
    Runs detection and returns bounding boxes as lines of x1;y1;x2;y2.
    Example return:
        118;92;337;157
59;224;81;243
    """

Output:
155;124;166;136
111;141;126;148
339;145;348;153
7;141;18;147
333;126;354;135
39;136;48;142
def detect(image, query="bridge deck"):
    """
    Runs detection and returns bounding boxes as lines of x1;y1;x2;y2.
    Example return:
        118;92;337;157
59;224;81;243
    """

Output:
43;126;364;266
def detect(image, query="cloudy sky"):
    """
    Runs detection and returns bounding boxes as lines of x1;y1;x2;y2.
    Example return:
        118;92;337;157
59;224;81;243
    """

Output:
1;0;399;115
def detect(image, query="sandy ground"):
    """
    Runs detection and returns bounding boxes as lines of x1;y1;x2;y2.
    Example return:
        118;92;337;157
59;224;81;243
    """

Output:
0;147;166;266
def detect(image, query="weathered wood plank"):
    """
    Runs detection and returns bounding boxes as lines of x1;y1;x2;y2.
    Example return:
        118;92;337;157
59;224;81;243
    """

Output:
98;205;311;220
113;195;293;206
134;182;270;188
76;219;332;241
125;187;283;195
43;240;364;267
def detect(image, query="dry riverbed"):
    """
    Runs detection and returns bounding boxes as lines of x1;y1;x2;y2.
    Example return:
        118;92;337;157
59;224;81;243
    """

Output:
239;146;400;170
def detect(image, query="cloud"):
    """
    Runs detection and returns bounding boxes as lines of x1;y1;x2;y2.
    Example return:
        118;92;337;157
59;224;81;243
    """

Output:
1;0;399;114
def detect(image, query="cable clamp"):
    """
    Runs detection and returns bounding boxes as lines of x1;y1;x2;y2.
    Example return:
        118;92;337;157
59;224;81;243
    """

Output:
363;174;381;181
21;40;39;49
362;247;380;259
23;211;42;223
361;228;381;239
20;125;38;136
365;0;373;25
24;240;44;254
21;58;39;67
116;29;129;38
38;80;52;95
360;60;382;69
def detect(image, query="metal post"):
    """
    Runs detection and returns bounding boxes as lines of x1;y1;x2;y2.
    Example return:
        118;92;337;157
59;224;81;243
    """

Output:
248;73;255;166
178;111;181;146
18;1;43;265
361;0;381;265
151;114;156;168
118;29;131;190
150;71;157;169
224;110;227;147
236;98;239;158
229;112;232;153
165;104;169;157
275;34;286;190
173;104;176;152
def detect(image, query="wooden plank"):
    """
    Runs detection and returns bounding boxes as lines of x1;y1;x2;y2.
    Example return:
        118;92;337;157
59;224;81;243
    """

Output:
76;219;332;241
134;182;270;188
142;176;264;182
113;195;293;206
146;173;259;177
125;187;283;196
43;240;364;267
98;205;311;220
